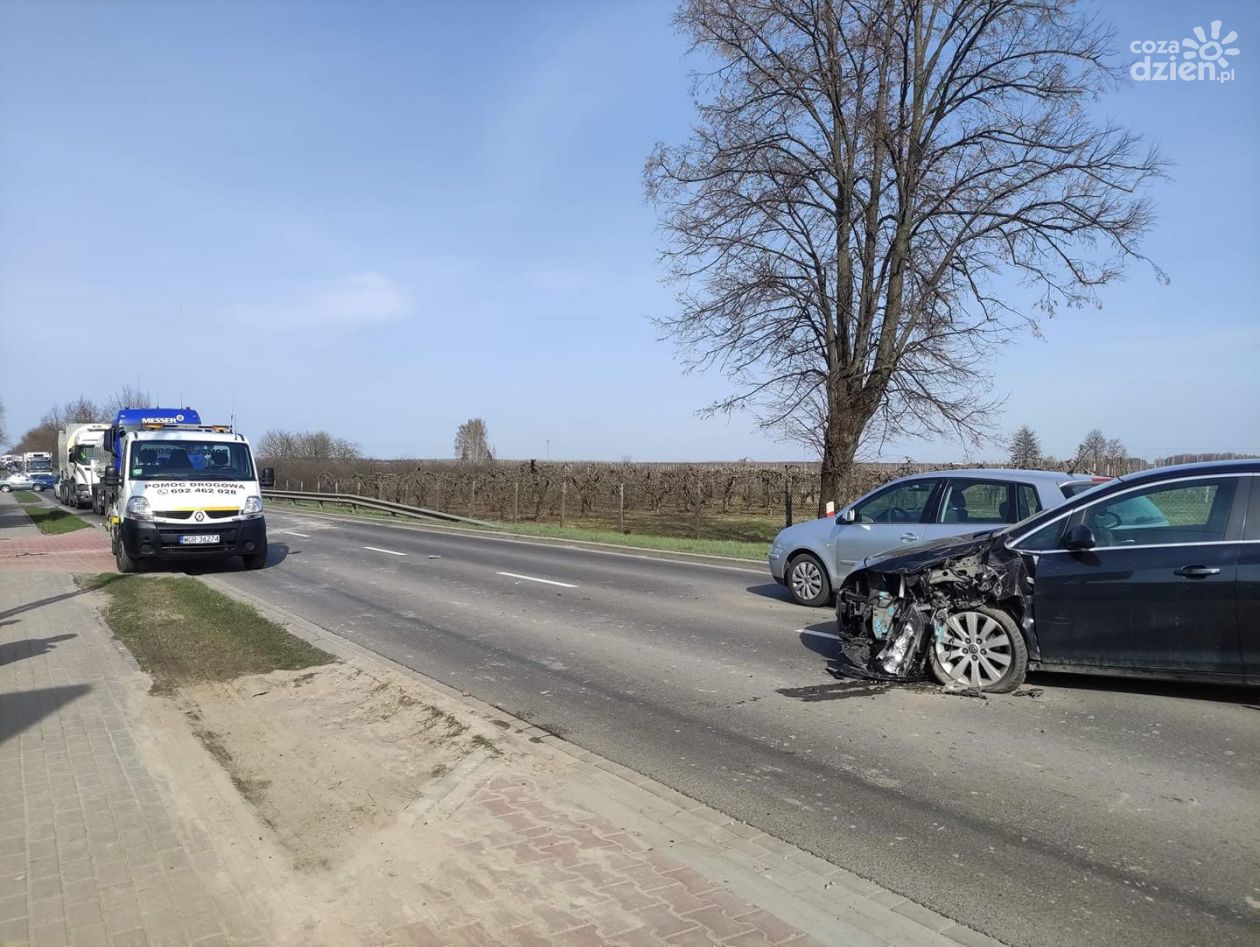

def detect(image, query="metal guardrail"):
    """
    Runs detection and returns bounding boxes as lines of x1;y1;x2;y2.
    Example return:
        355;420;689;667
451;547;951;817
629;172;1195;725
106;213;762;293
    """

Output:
262;489;498;528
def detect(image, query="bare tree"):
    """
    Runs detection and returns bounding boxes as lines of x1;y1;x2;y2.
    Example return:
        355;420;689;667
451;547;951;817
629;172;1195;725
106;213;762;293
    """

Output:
1008;425;1041;469
455;418;493;465
103;386;154;415
0;397;7;447
647;0;1164;511
1075;428;1108;473
61;396;106;423
257;428;360;461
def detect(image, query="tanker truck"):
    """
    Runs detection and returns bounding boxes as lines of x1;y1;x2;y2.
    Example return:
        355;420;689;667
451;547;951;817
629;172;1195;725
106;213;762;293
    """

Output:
57;422;110;509
99;407;275;573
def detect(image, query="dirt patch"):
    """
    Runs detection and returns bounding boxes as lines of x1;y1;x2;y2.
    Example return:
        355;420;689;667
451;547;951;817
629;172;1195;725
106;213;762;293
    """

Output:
174;661;495;872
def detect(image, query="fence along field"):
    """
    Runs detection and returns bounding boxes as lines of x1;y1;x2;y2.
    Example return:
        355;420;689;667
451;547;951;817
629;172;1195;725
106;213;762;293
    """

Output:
265;458;1010;544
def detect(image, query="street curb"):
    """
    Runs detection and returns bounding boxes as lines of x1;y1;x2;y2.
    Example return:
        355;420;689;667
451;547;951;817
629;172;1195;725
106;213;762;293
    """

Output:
200;574;1007;947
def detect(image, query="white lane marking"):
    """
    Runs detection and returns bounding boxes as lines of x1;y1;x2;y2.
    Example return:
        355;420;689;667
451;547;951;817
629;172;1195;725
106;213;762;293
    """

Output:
279;530;310;538
363;545;407;557
799;628;842;641
496;571;576;589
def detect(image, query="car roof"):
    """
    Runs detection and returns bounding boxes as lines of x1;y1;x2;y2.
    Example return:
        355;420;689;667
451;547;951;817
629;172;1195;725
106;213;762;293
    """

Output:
894;468;1092;485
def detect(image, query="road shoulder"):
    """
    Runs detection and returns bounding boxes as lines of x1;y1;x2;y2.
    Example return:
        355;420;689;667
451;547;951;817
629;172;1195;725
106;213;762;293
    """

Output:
205;573;1003;947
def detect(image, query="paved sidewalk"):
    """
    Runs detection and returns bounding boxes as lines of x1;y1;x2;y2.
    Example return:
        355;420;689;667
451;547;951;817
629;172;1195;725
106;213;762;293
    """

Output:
0;495;40;541
0;495;113;574
0;572;266;946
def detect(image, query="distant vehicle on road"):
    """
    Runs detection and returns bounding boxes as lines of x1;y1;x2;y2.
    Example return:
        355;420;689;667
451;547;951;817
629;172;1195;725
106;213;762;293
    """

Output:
836;460;1260;692
769;469;1098;606
30;473;57;491
1;472;45;492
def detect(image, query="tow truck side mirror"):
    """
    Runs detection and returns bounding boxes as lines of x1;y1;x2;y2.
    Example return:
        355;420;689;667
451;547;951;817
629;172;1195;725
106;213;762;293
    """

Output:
101;469;120;487
259;467;275;489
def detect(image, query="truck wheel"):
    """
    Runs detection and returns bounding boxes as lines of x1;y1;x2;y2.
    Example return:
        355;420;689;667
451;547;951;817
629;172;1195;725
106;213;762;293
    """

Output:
929;606;1028;694
243;548;268;570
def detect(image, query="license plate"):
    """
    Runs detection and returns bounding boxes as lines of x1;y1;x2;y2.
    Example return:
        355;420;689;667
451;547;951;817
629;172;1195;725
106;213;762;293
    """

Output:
179;534;220;545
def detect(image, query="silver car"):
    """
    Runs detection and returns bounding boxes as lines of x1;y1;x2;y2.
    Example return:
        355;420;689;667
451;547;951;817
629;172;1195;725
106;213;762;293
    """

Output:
769;469;1100;606
0;472;45;493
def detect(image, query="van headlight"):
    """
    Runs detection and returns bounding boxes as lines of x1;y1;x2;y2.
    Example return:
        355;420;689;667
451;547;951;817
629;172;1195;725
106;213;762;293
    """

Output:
242;496;263;518
125;496;154;522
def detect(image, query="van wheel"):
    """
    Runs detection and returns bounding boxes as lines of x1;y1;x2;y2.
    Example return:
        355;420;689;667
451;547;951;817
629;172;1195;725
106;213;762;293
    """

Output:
929;606;1027;693
786;553;832;607
115;541;138;575
243;549;268;571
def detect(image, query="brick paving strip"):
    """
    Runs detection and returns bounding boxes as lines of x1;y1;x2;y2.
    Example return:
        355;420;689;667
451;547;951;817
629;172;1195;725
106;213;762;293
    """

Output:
0;495;114;574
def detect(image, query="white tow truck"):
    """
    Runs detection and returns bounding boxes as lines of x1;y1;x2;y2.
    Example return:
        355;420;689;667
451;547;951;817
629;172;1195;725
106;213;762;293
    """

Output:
99;407;275;573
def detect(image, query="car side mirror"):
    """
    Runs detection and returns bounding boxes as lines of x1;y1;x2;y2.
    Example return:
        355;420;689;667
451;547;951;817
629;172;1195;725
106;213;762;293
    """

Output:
101;469;120;487
259;467;275;489
837;508;857;523
1063;524;1096;550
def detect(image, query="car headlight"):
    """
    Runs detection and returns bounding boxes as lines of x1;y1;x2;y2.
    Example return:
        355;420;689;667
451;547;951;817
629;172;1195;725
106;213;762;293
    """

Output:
125;496;154;522
242;496;263;517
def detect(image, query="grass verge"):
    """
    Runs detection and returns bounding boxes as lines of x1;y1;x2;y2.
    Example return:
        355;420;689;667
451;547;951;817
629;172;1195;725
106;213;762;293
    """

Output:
270;498;771;560
85;574;333;693
13;490;41;504
23;505;91;535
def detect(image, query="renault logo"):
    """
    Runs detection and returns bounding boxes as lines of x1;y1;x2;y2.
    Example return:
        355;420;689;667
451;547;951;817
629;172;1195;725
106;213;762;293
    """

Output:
194;511;204;522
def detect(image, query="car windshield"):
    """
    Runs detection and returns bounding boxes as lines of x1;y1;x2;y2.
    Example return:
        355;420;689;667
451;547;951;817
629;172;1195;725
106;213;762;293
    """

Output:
129;440;255;480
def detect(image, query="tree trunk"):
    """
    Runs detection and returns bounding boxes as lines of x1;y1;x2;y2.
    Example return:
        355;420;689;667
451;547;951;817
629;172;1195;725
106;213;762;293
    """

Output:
817;391;864;516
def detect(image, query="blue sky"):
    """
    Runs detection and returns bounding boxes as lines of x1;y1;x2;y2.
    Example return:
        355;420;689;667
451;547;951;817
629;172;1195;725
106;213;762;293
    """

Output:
1;0;1256;462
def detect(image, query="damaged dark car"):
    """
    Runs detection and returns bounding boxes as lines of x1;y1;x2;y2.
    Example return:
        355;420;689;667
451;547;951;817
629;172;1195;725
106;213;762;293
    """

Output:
836;460;1260;693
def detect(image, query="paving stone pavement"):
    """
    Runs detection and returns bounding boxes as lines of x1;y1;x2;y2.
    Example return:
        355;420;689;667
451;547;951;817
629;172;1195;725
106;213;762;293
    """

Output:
0;495;113;574
0;571;266;947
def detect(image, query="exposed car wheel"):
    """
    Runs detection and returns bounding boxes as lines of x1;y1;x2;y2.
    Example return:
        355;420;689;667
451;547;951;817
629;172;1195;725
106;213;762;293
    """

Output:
243;548;268;571
929;606;1027;693
786;553;832;607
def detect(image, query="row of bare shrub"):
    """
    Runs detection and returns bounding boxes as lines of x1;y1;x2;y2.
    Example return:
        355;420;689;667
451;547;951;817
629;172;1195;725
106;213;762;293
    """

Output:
263;458;1017;521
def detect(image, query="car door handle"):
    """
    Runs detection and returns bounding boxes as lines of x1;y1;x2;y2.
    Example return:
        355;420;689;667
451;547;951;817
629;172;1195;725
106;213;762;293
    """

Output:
900;532;919;542
1174;565;1220;578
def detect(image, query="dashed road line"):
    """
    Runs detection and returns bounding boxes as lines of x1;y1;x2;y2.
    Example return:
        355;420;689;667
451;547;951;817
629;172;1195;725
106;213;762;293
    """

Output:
363;545;407;557
496;571;576;589
279;530;311;538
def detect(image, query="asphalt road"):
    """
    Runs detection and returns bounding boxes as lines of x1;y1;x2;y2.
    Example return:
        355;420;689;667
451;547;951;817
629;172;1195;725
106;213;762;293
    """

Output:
72;499;1260;946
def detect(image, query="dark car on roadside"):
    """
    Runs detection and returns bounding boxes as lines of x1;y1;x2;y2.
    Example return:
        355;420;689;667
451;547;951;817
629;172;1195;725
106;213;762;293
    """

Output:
835;460;1259;692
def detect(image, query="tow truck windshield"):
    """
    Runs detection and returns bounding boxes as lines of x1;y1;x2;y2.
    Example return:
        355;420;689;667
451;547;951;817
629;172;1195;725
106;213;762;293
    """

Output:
128;440;255;480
